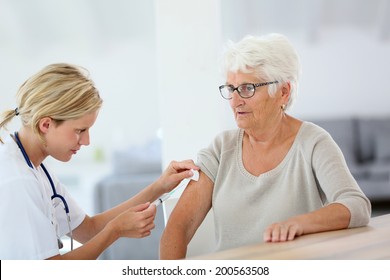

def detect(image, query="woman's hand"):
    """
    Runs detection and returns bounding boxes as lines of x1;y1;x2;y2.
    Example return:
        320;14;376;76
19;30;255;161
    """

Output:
158;160;199;193
263;221;304;242
263;205;351;242
110;202;157;239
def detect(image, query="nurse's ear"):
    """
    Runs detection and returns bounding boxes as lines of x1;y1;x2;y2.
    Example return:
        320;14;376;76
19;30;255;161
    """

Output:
38;117;53;134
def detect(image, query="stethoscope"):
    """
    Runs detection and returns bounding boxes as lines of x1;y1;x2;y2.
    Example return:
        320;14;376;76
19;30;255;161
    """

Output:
13;132;73;251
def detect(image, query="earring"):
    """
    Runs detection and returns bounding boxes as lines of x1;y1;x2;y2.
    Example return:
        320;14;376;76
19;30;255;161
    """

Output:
281;104;286;111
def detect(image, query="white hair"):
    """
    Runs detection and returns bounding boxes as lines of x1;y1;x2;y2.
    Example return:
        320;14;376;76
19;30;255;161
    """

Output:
221;33;301;110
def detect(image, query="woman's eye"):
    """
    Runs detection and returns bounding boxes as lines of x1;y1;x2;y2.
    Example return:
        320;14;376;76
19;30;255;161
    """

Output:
242;84;254;91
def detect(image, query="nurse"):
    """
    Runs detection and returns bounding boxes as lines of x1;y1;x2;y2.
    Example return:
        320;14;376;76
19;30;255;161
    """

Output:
0;63;198;259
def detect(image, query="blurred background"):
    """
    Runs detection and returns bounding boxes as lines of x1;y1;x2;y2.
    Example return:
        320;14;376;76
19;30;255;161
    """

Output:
1;0;389;257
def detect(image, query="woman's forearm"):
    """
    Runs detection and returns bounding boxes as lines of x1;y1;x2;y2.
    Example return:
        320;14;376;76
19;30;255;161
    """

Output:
160;226;189;260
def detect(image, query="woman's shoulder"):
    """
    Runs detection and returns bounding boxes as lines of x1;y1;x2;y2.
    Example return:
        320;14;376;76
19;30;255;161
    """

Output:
299;121;331;138
215;128;240;138
0;137;36;182
212;128;241;146
0;137;19;167
294;121;339;155
200;128;240;156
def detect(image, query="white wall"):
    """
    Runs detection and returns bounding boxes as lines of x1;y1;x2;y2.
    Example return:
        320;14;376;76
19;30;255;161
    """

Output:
292;29;390;119
155;0;225;167
155;0;223;257
0;0;160;164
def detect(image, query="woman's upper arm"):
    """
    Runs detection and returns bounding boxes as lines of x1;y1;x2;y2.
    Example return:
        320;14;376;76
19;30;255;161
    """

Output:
311;133;371;225
165;170;214;241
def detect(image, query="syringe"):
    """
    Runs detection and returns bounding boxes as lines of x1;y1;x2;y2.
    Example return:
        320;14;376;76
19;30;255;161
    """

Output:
153;169;199;206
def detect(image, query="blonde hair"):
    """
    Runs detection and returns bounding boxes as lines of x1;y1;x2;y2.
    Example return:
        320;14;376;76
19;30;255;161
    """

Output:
0;63;103;143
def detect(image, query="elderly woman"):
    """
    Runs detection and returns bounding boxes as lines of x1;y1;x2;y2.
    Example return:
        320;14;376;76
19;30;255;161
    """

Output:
159;33;371;259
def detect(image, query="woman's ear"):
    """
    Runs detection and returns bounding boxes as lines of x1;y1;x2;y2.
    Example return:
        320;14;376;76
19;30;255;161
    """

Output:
281;81;291;100
38;117;52;134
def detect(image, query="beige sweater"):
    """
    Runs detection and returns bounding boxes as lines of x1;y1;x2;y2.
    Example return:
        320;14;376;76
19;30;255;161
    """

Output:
198;122;371;252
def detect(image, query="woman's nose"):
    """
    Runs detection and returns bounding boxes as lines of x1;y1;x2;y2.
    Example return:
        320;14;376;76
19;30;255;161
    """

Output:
79;132;90;146
230;90;244;106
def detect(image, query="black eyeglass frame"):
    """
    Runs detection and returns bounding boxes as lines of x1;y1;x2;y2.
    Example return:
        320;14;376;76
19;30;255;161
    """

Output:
219;81;279;100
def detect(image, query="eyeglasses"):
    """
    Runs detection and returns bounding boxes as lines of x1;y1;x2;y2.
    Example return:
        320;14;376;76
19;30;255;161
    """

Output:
219;81;279;100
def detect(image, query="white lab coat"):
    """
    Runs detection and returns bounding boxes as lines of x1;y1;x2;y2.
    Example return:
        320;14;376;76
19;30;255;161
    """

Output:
0;136;85;259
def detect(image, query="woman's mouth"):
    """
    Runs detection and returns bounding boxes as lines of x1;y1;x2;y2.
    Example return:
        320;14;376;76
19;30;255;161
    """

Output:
237;111;248;116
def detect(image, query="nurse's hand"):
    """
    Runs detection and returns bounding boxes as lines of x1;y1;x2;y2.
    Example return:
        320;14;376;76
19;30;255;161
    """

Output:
158;160;199;193
112;202;157;238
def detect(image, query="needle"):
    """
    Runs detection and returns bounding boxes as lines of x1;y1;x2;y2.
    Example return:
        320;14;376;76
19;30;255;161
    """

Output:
153;169;199;206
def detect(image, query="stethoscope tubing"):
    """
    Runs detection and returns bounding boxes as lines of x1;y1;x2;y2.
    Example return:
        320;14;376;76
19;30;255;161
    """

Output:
13;132;73;250
13;132;70;213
